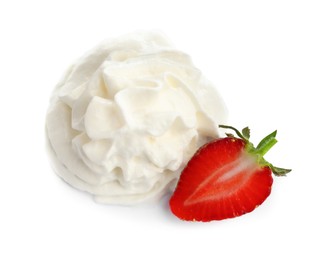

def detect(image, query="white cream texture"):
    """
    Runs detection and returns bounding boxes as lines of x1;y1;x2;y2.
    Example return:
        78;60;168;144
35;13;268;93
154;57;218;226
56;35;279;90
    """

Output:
46;32;227;204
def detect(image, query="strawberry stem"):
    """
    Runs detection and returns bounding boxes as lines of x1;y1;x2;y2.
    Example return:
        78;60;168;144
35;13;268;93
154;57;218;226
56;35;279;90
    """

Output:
255;130;278;157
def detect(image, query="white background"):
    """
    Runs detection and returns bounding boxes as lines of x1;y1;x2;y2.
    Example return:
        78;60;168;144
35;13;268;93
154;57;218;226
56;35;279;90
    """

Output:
1;0;326;259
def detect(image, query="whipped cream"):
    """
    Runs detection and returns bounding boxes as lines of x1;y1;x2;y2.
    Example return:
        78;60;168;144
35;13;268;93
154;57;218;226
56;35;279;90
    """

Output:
46;32;227;204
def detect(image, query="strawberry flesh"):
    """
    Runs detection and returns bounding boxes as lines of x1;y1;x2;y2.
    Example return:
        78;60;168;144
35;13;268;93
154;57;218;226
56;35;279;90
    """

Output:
169;137;273;221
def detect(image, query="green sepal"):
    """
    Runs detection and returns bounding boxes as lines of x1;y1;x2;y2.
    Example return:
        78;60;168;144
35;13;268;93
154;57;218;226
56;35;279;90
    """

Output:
219;125;246;140
259;158;292;176
270;165;292;176
242;127;251;140
219;125;291;177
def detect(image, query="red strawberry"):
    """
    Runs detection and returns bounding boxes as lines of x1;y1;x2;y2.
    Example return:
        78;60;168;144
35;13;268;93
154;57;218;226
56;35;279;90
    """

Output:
169;125;291;222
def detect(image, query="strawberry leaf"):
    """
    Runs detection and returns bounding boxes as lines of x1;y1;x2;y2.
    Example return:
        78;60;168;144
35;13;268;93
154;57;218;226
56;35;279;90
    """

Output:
242;127;250;140
219;125;246;140
270;165;292;176
219;125;291;177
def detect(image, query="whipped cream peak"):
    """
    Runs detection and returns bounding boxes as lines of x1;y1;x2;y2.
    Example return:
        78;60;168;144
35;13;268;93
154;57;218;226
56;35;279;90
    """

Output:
46;32;227;204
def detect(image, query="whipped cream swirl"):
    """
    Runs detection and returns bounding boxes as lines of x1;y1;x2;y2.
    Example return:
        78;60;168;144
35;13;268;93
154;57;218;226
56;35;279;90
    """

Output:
46;32;227;204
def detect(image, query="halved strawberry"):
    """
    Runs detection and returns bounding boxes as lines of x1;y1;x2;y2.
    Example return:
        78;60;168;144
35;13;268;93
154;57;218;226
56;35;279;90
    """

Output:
169;125;291;222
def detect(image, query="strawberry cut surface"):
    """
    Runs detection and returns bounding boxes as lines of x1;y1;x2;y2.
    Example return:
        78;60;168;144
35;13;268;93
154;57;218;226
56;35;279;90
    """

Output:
170;137;273;222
